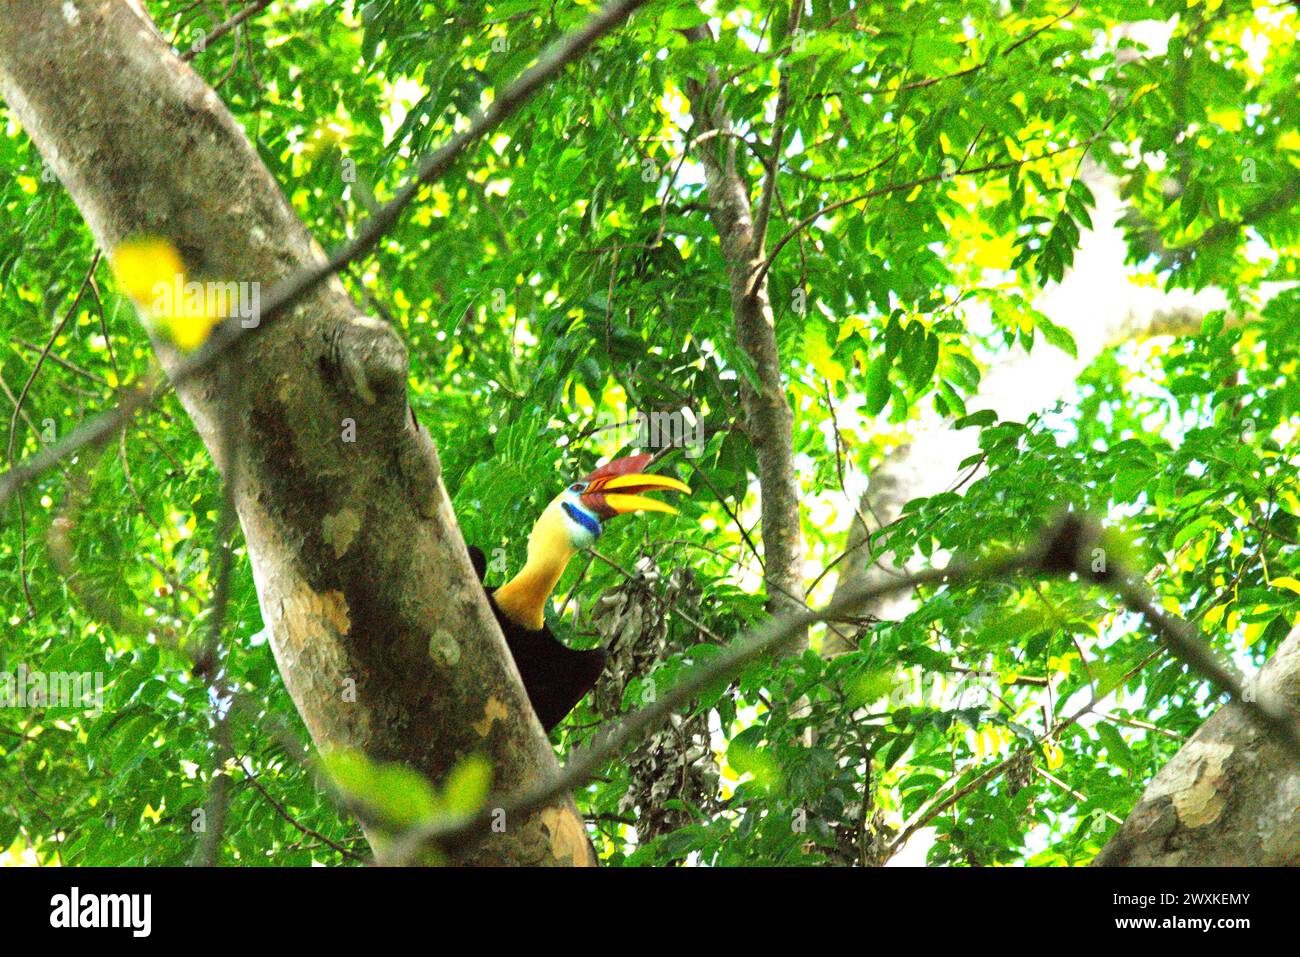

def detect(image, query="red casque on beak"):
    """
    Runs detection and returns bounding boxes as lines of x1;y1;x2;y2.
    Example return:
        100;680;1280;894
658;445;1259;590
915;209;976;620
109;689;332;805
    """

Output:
578;453;691;520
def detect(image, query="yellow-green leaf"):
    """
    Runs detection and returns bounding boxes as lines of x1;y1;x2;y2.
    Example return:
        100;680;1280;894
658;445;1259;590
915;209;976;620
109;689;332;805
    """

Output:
111;237;183;305
442;754;492;815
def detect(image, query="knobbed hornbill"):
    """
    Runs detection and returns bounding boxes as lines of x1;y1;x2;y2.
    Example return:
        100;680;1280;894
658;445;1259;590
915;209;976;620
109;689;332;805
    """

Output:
467;454;690;732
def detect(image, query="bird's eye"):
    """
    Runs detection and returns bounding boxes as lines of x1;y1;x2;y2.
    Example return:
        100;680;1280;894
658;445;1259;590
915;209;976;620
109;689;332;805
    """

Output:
569;482;588;493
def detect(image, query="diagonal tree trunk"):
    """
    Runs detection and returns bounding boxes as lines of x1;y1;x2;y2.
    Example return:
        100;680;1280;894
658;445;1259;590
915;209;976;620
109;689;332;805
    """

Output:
0;0;593;865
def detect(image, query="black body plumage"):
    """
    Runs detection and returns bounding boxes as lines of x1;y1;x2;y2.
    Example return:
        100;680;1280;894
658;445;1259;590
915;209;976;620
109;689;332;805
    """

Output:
467;545;607;732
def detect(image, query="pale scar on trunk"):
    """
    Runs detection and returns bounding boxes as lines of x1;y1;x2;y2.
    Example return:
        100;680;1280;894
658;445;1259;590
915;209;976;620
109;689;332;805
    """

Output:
279;584;352;647
541;806;595;867
1150;741;1234;829
472;695;509;737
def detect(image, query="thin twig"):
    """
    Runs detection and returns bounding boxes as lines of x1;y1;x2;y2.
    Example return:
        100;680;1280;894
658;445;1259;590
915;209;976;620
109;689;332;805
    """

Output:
180;0;273;61
6;254;102;618
881;1;1082;95
751;135;1110;297
751;0;800;248
237;757;365;862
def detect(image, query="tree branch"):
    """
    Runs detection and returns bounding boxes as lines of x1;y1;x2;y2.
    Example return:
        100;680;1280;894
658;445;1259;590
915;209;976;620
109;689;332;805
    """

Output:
180;0;274;61
0;0;653;510
751;0;800;247
382;513;1300;864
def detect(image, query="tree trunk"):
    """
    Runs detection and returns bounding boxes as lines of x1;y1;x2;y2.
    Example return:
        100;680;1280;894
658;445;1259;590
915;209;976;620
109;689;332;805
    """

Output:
682;26;805;646
1094;625;1300;866
0;0;592;866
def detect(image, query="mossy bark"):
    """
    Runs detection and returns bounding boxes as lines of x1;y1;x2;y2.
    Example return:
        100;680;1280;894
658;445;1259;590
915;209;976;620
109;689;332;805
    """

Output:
0;0;593;866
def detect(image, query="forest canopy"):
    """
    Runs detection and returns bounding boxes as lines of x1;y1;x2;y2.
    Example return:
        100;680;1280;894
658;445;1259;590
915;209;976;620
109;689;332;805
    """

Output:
1;0;1298;867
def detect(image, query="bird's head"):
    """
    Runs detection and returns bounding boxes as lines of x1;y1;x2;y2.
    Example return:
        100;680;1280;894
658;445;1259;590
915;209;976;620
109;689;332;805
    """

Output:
538;453;691;551
495;454;691;632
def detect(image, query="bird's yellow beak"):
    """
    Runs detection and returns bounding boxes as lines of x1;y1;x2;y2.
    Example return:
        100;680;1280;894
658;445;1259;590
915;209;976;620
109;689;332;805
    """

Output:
581;472;691;518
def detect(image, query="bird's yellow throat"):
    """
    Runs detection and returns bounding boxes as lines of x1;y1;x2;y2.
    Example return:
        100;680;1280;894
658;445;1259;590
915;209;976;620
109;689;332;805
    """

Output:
492;505;576;632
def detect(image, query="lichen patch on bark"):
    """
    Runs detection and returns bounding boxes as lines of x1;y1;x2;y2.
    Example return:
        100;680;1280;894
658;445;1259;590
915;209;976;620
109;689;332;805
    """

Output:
472;696;509;737
428;629;461;668
322;507;361;559
278;581;352;646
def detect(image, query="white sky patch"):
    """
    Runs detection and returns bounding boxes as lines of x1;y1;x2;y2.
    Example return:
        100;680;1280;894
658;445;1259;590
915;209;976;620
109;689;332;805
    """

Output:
381;76;428;146
886;827;936;866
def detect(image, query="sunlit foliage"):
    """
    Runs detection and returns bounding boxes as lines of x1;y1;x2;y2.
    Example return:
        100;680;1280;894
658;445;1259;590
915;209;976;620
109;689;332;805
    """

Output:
1;0;1297;865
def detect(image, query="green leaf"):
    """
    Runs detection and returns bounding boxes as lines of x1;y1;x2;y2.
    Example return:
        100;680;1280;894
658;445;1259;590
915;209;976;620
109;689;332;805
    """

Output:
662;5;711;29
1035;315;1077;358
442;754;492;815
321;749;439;827
1172;516;1220;552
802;320;845;385
865;355;891;416
955;409;997;429
903;331;940;391
1096;722;1134;771
771;1;791;46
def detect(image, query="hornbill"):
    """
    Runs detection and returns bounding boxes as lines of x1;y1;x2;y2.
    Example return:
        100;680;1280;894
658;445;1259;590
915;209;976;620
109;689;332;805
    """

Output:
467;453;690;732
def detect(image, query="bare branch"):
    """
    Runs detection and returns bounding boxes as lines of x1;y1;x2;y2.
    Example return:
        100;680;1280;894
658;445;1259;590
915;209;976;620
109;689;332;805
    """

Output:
237;757;366;863
751;0;801;247
179;0;273;61
383;515;1300;864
